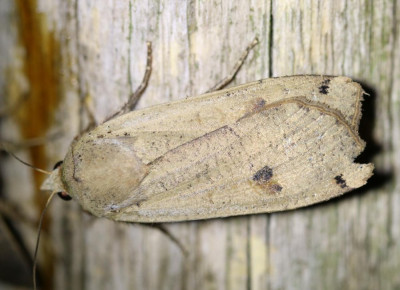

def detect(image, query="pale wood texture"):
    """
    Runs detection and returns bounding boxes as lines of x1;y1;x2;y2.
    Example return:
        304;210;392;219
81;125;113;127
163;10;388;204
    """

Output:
0;1;399;290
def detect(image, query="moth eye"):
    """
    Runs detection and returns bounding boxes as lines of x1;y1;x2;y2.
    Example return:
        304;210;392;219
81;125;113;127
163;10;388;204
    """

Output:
57;191;72;201
53;160;63;170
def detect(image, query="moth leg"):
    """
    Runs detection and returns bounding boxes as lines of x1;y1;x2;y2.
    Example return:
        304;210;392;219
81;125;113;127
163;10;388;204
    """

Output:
123;41;152;112
205;37;259;93
106;42;152;121
147;224;189;257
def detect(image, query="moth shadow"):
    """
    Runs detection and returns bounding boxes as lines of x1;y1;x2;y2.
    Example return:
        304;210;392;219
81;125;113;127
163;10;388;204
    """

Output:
353;79;391;190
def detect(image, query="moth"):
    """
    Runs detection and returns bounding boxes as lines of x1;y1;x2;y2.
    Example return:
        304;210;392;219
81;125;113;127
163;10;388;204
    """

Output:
41;71;373;222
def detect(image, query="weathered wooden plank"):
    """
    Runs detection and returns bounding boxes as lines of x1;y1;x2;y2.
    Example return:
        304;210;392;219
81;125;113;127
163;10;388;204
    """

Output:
1;1;399;290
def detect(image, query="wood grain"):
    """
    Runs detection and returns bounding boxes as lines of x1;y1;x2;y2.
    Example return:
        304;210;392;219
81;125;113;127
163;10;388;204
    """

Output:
0;1;399;289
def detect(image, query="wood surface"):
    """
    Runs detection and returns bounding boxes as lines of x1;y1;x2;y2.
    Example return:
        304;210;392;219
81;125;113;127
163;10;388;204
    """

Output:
0;1;399;289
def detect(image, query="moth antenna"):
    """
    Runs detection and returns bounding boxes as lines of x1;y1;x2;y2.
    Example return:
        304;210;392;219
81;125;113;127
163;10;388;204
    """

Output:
33;190;58;290
5;149;51;175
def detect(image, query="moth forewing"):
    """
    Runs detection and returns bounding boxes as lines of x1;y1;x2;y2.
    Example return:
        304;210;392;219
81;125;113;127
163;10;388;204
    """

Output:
43;75;373;223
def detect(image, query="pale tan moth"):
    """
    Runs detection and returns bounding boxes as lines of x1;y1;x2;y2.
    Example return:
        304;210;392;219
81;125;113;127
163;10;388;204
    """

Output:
39;41;373;223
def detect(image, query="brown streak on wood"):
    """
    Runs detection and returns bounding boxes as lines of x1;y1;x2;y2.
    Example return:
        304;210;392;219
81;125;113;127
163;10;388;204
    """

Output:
14;0;61;198
14;0;62;288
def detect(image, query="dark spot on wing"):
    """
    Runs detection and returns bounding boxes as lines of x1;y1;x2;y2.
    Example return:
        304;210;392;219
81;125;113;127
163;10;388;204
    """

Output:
322;79;331;85
255;98;266;109
334;174;347;188
269;183;283;193
319;79;331;94
319;85;329;94
237;98;267;121
250;166;284;195
253;166;273;183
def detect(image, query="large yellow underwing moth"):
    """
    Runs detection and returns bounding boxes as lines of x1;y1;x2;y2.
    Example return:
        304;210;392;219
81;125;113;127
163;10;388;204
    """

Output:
41;75;373;222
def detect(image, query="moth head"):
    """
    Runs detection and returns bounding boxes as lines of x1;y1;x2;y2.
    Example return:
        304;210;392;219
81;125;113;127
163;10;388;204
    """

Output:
40;161;71;201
